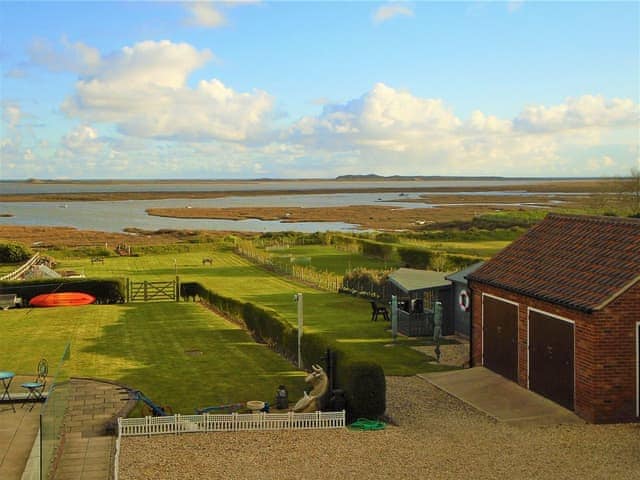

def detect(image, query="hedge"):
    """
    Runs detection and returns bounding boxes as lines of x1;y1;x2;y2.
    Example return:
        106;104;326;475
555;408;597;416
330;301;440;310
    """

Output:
180;281;386;419
0;243;32;263
0;278;126;304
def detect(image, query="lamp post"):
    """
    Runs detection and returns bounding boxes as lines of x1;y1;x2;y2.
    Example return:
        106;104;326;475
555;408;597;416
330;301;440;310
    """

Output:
294;293;303;368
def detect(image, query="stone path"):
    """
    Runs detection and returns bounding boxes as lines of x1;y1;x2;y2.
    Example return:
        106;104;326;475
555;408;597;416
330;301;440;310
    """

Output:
411;335;470;367
51;378;132;480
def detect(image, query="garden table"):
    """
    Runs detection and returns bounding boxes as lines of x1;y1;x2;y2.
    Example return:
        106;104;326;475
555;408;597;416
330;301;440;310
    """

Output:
0;371;16;412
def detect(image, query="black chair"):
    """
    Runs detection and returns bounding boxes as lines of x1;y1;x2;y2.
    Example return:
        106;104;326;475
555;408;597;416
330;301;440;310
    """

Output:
21;358;48;410
370;301;390;322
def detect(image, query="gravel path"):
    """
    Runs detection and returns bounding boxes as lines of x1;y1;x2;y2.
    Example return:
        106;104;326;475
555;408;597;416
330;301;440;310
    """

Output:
119;376;640;480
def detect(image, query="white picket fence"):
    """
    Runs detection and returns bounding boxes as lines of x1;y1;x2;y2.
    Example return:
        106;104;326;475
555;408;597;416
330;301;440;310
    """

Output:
0;253;40;281
117;410;346;438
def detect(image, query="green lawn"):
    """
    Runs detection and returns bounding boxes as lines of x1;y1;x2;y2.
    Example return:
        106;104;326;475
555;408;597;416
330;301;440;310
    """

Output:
55;245;452;376
266;245;401;274
0;301;306;413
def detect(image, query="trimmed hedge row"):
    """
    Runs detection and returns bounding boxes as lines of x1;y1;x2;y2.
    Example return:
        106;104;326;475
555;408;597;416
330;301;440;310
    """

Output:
180;281;386;420
0;278;126;304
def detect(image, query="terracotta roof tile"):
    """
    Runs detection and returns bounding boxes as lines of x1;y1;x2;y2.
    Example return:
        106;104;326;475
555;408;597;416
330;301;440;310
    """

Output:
467;214;640;312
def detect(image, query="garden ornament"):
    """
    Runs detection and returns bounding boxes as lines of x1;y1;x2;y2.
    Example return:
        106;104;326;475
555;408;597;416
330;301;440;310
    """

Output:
293;364;329;413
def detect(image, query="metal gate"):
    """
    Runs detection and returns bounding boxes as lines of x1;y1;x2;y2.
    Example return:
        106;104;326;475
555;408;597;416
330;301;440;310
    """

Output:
128;278;178;302
482;295;518;382
529;310;574;410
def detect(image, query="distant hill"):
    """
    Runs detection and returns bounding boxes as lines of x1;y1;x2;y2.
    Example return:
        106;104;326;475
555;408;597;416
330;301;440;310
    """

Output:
335;174;505;181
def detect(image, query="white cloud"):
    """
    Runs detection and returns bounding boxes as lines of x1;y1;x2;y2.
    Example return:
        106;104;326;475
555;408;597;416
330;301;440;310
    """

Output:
29;36;101;74
507;1;525;13
514;95;639;133
62;40;274;142
184;1;261;29
373;3;415;25
286;84;639;176
185;2;226;28
2;103;22;127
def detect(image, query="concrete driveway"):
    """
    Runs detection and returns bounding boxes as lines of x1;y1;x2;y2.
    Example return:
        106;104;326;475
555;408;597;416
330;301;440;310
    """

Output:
419;367;584;426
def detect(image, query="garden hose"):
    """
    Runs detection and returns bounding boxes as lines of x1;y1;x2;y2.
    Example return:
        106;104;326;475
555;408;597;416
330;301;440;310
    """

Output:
349;418;386;431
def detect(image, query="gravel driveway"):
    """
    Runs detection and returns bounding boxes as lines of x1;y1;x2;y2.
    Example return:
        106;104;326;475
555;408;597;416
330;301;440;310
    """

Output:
119;376;640;479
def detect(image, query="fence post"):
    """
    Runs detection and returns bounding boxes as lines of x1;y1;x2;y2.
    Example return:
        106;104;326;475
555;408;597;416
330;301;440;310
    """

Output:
175;276;180;303
144;281;148;302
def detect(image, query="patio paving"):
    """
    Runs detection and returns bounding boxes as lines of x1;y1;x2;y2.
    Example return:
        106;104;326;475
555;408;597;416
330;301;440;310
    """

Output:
0;378;133;480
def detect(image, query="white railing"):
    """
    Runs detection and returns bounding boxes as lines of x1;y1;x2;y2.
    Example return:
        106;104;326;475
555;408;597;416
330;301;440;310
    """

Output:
117;410;346;437
0;253;41;281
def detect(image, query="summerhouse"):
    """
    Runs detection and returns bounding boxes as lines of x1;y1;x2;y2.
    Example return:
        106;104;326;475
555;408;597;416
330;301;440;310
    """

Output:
387;268;452;337
467;214;640;423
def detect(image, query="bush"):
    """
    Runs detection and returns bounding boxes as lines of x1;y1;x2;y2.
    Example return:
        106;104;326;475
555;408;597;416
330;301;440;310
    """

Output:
0;243;32;263
0;278;125;304
397;246;433;269
336;360;386;421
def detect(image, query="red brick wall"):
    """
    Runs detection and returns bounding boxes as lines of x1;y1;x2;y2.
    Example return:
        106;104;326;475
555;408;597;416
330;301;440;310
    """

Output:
468;280;640;423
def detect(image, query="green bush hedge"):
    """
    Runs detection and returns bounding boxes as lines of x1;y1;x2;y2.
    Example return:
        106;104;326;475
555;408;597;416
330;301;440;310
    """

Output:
0;243;32;263
183;281;386;419
0;278;126;304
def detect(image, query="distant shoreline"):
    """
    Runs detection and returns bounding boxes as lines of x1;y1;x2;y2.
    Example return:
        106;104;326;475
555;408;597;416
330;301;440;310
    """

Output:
0;179;614;202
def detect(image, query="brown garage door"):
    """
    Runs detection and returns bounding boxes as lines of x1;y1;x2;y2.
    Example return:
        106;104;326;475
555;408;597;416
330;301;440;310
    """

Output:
529;311;574;410
483;296;518;382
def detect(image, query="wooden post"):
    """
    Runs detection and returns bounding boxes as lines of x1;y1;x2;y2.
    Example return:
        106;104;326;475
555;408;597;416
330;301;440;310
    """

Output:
175;276;180;302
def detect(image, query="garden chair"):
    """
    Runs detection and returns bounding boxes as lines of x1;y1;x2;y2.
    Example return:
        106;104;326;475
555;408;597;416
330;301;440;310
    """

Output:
21;358;48;410
370;301;390;322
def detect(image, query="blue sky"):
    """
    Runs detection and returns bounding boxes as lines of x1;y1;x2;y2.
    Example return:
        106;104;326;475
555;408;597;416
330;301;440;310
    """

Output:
1;1;638;179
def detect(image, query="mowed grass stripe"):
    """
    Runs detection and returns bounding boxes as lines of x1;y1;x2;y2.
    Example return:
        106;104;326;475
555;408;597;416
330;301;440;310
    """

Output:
0;302;305;413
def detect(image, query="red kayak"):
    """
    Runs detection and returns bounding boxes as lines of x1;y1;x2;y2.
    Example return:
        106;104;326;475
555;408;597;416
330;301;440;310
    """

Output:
29;292;96;307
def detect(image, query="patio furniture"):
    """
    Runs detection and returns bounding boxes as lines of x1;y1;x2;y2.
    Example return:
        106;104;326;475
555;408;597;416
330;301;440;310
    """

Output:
21;359;48;410
0;371;16;412
370;301;390;322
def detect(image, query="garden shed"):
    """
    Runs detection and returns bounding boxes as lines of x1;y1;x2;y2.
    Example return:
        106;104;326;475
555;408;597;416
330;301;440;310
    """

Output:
467;214;640;423
387;268;452;337
444;261;484;338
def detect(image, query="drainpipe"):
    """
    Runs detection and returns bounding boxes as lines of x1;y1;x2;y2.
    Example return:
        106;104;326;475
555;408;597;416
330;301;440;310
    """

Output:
467;280;473;368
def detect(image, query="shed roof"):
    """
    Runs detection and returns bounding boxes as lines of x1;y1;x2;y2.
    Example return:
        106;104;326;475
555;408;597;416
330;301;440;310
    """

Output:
445;261;485;285
467;214;640;313
388;268;451;293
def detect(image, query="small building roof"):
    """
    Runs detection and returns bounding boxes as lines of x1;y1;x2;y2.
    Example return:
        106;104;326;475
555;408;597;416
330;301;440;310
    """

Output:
388;268;451;293
23;264;61;280
445;261;485;285
467;214;640;313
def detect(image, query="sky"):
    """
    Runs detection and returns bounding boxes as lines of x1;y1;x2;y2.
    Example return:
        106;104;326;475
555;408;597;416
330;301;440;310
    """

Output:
0;1;638;180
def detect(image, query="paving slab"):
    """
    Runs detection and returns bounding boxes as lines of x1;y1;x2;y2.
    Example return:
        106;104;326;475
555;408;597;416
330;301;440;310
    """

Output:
0;402;40;480
419;367;584;426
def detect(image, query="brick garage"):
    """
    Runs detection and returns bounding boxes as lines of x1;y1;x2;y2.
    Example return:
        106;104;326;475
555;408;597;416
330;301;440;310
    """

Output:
467;214;640;423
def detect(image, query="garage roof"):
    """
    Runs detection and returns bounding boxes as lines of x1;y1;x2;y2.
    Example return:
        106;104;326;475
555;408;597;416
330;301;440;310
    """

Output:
388;268;451;293
467;214;640;312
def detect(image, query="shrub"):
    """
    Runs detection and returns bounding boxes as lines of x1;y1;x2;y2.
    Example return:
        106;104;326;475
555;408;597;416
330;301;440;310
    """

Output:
397;246;433;269
336;360;386;421
0;243;32;263
0;278;125;304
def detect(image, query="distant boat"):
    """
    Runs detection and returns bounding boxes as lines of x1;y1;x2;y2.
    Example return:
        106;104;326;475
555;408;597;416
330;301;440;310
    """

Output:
29;292;96;307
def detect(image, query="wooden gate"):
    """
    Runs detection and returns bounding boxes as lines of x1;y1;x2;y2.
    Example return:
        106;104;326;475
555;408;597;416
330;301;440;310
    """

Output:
482;295;518;382
530;310;574;410
128;278;178;302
